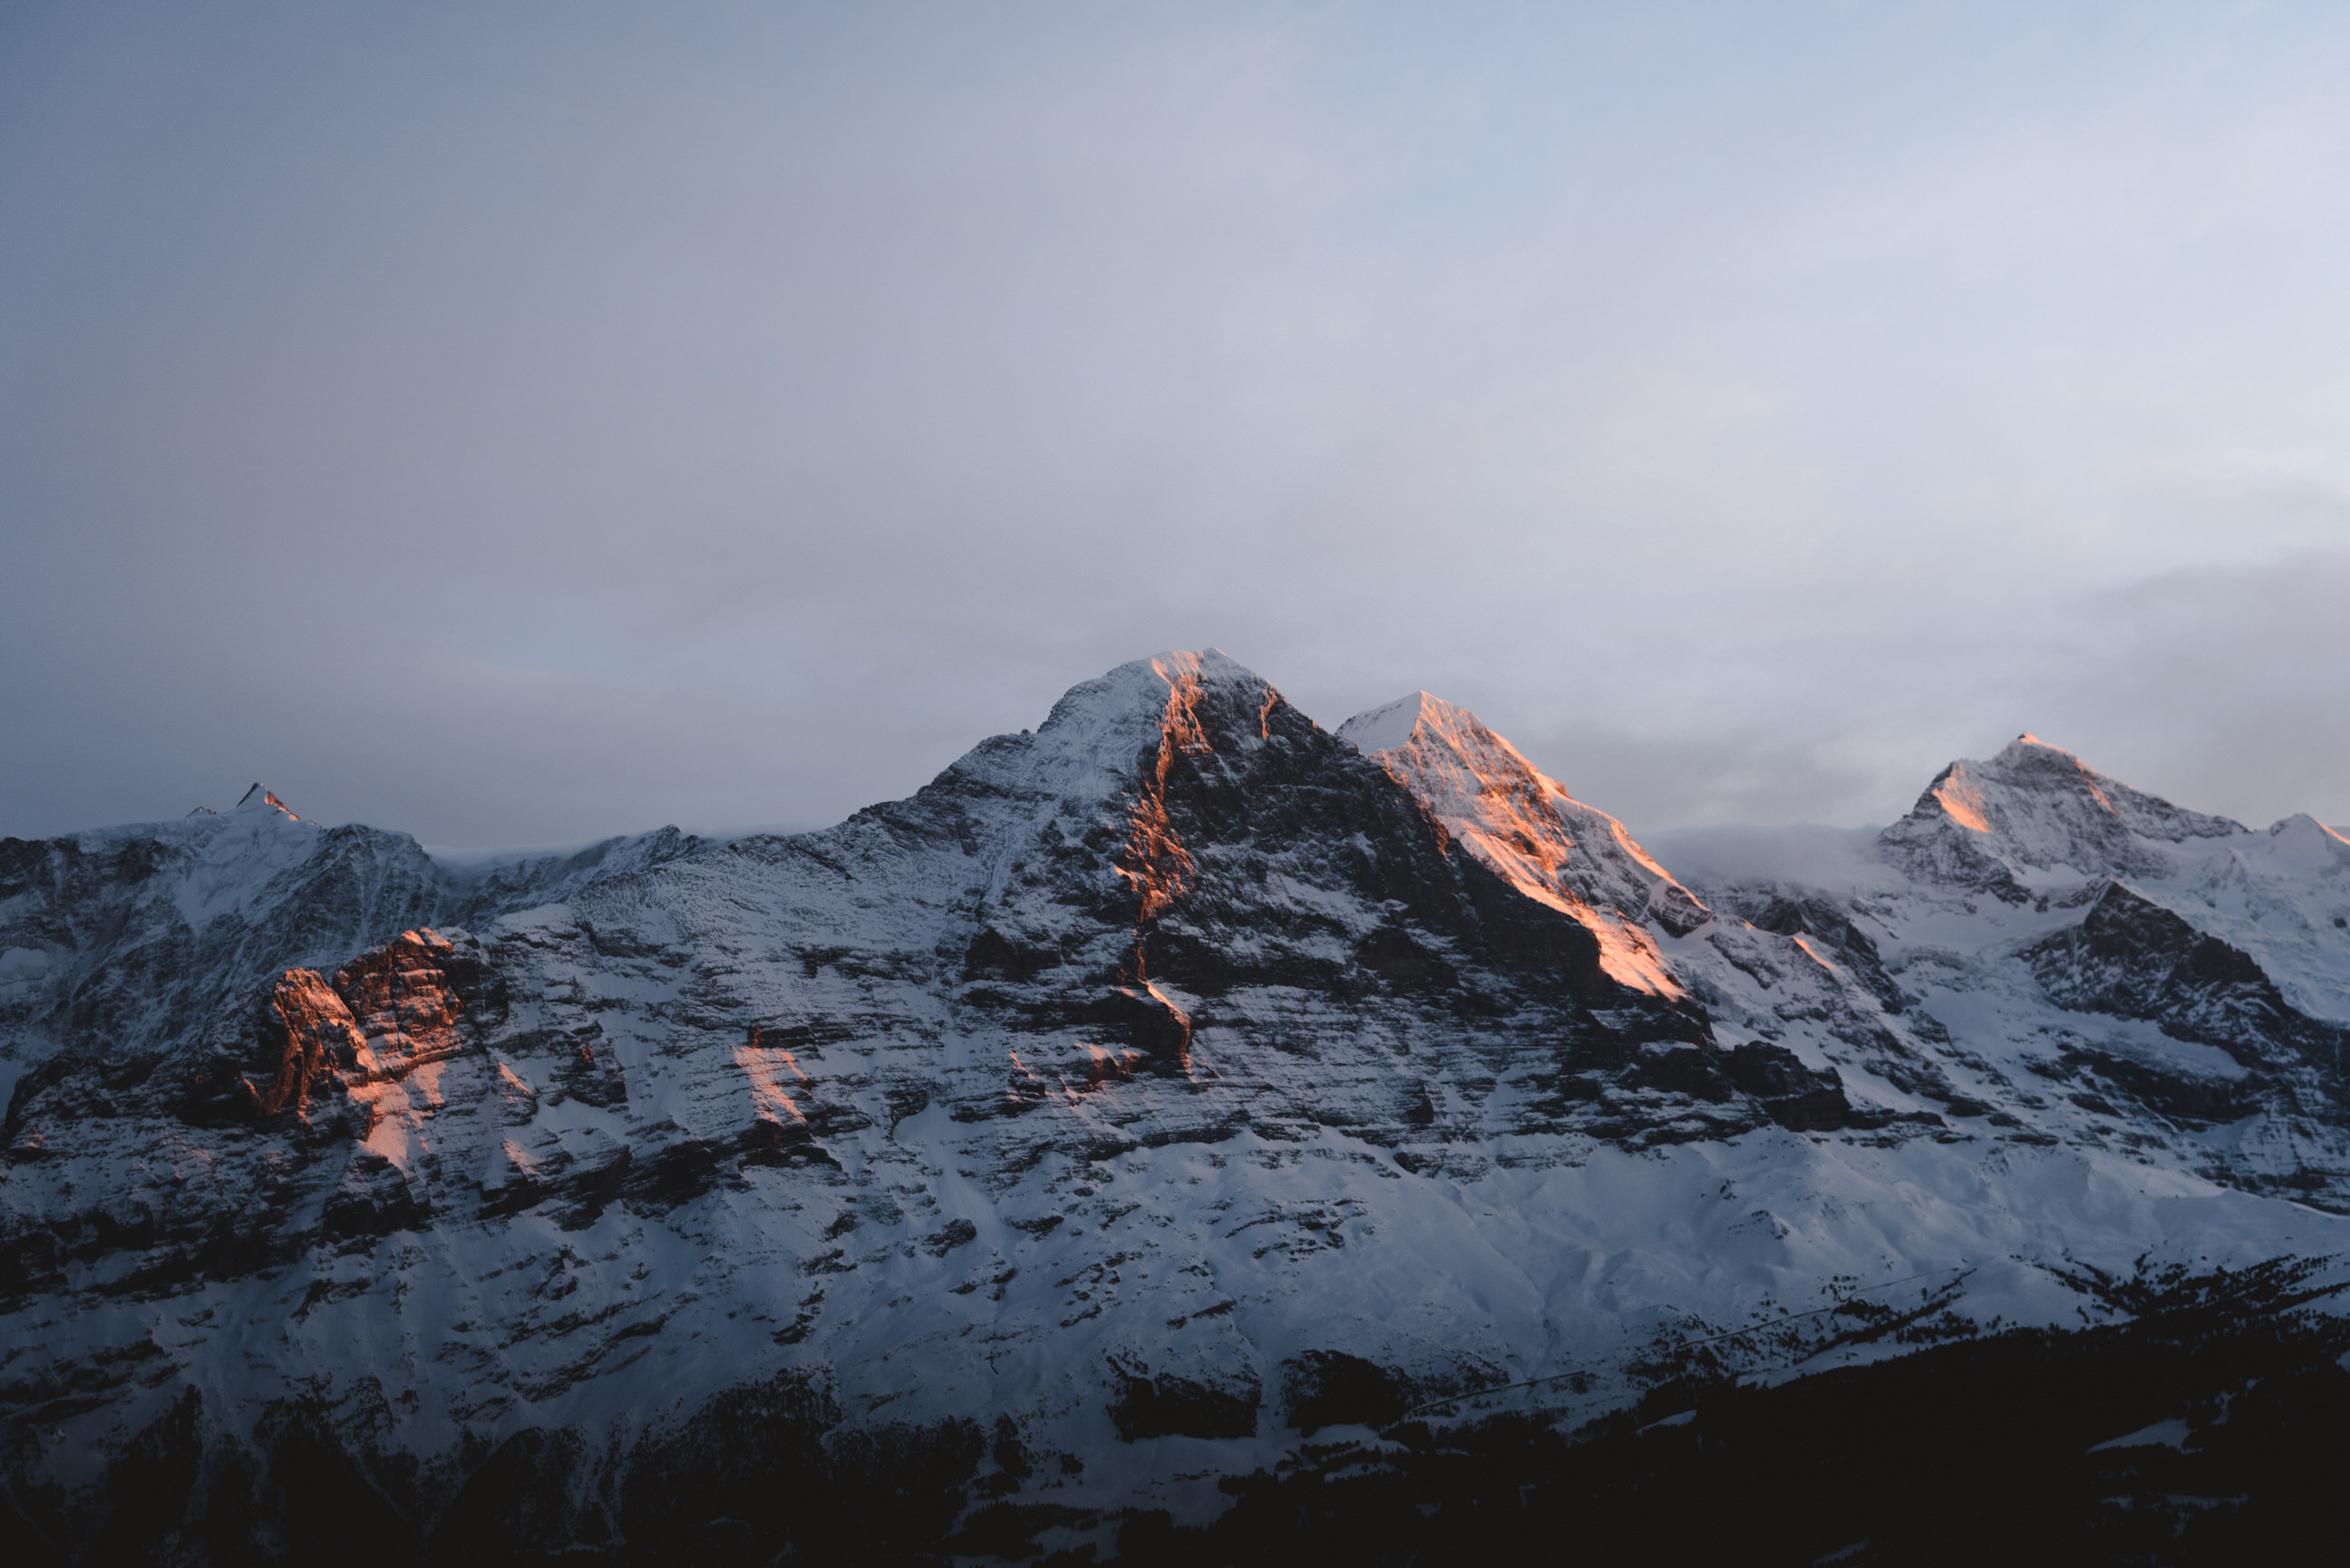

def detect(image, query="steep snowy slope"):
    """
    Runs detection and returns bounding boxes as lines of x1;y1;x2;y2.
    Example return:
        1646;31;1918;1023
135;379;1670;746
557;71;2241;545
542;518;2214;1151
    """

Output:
3;661;2345;1563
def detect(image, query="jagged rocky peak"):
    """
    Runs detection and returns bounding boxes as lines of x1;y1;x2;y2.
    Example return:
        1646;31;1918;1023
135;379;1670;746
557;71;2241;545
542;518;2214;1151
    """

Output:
1337;689;1711;997
1879;732;2245;891
233;781;300;820
936;648;1710;1099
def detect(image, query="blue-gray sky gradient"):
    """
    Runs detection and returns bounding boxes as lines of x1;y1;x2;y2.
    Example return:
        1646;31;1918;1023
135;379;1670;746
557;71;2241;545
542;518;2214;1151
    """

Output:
5;2;2348;846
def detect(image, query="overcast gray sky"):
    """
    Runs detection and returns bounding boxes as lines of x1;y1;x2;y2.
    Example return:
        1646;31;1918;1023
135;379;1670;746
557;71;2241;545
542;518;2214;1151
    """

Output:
5;1;2348;848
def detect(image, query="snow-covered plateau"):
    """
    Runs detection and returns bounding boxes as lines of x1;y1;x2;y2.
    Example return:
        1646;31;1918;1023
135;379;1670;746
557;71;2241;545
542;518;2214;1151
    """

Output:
5;651;2348;1563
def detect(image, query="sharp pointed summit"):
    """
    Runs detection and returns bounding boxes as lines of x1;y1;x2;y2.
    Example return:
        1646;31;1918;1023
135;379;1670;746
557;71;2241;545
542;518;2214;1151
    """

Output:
1880;734;2243;892
233;781;300;819
1339;690;1711;998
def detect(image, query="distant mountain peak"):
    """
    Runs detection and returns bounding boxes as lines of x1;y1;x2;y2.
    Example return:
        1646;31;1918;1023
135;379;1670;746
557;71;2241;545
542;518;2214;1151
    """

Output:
233;783;300;820
1885;737;2241;888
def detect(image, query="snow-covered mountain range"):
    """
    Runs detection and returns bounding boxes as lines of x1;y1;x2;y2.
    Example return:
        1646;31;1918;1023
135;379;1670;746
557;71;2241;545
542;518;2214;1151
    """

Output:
5;651;2347;1561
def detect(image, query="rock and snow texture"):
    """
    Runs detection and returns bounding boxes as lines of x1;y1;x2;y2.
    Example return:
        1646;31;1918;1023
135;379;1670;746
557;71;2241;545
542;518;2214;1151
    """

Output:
3;657;2348;1554
1655;732;2350;1205
1338;692;1712;993
1880;734;2245;892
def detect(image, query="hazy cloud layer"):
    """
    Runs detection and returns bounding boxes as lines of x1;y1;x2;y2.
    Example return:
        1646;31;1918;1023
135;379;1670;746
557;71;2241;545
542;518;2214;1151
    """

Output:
5;3;2348;847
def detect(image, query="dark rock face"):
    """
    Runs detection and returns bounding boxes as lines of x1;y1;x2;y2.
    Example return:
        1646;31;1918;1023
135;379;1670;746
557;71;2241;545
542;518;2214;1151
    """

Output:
2025;882;2345;1068
1107;1356;1261;1441
819;653;1731;1162
1743;894;1909;1015
2;927;503;1309
1280;1350;1422;1437
1719;1042;1860;1132
2058;1046;2260;1127
1613;1040;1862;1132
2007;880;2350;1157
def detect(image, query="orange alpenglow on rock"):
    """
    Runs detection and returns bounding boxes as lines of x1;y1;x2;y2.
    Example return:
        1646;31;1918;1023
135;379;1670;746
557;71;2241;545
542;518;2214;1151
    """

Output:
1338;691;1710;999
